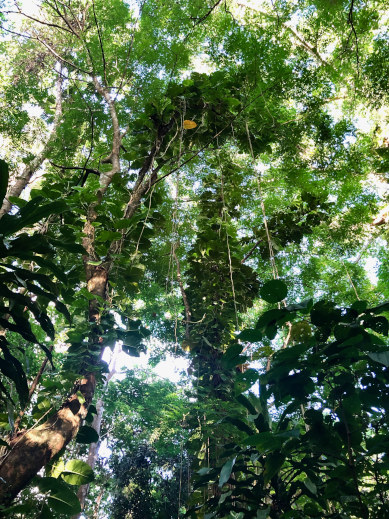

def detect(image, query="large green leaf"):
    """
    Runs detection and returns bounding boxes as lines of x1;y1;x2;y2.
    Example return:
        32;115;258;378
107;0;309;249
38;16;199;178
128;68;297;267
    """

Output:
221;344;247;369
0;340;28;406
47;487;81;514
367;350;389;367
264;451;286;484
260;279;287;303
234;369;259;395
0;198;67;236
218;457;236;487
238;328;262;342
61;459;95;485
75;425;99;444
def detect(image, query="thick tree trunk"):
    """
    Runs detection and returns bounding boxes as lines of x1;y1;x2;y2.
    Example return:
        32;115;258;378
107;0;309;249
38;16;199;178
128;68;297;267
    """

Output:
0;374;95;505
0;264;105;506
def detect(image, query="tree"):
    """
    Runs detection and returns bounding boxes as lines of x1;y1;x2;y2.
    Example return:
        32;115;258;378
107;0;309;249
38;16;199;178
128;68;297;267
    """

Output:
0;0;388;516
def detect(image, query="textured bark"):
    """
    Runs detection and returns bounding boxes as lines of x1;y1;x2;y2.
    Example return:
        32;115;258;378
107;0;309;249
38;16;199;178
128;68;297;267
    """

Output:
0;71;63;218
0;374;95;505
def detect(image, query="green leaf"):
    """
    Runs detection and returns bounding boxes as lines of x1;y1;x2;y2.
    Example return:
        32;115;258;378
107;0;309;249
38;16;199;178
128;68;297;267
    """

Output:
260;279;287;303
0;344;28;406
49;238;85;254
61;459;95;485
257;308;290;339
7;196;28;208
47;487;81;514
0;503;33;515
234;369;259;395
75;425;99;444
122;344;141;357
0;159;9;207
218;457;236;487
245;432;283;452
238;329;262;342
37;476;66;494
1;199;67;237
96;230;122;242
351;300;368;313
197;467;212;476
224;417;253;436
303;477;317;495
311;300;341;326
369;302;389;314
367;351;389;366
256;508;271;519
221;343;246;369
264;452;285;484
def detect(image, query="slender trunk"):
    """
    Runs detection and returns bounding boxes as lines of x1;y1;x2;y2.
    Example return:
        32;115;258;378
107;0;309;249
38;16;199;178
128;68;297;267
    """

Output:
73;346;120;519
92;487;104;519
12;345;54;436
0;71;63;218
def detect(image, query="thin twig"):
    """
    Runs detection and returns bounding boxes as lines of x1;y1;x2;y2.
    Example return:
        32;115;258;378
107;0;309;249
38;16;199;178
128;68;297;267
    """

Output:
92;0;107;86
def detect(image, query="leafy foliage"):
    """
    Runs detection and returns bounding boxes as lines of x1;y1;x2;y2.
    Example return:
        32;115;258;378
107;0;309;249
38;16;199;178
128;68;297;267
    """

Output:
0;0;389;517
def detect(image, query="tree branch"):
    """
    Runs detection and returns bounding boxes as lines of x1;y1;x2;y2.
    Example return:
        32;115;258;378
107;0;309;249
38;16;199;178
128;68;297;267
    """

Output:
237;2;330;67
191;0;223;26
0;69;64;218
92;0;107;86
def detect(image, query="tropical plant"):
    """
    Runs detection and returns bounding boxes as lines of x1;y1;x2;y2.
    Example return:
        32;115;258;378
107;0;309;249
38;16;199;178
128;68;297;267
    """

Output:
0;0;388;517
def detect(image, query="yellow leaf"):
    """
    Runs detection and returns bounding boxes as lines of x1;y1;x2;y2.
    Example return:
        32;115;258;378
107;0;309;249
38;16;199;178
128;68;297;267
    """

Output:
183;119;197;129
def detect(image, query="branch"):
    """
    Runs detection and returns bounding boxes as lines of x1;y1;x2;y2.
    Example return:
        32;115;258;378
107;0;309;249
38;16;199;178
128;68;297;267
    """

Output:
34;33;92;74
92;0;107;86
191;0;223;26
237;2;330;67
7;7;73;34
44;0;97;73
0;70;64;218
347;0;360;75
91;77;122;198
241;238;262;263
0;23;33;40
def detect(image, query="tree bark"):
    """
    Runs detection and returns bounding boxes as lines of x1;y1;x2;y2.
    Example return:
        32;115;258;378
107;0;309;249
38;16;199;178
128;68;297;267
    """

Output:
0;374;95;505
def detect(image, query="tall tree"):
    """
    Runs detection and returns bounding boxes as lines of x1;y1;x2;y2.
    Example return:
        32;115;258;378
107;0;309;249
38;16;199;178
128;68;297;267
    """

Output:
0;0;388;516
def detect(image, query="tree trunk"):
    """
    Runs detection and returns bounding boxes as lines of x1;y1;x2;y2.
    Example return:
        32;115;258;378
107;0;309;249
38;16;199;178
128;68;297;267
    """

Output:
0;61;169;506
0;374;95;505
73;345;120;518
0;264;106;505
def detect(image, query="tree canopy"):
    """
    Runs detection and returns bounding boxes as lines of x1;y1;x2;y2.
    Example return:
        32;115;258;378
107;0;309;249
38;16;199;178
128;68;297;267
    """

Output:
0;0;389;517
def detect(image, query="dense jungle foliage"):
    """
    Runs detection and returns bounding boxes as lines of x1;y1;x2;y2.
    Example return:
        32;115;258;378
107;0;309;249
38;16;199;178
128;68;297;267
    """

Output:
0;0;389;517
